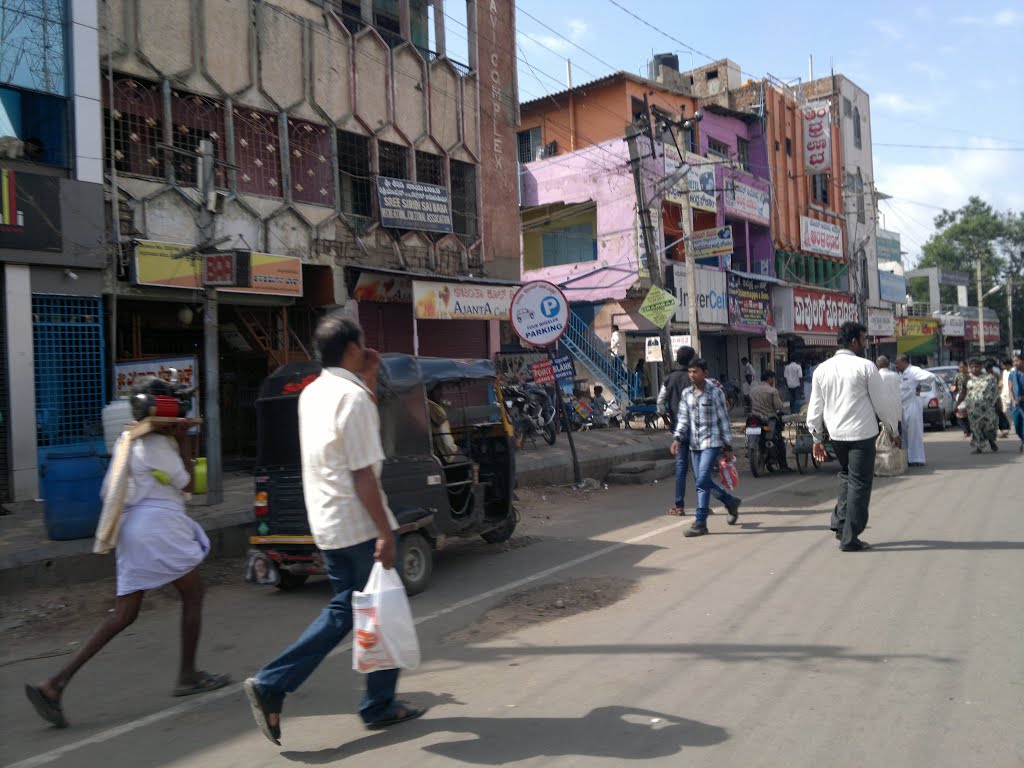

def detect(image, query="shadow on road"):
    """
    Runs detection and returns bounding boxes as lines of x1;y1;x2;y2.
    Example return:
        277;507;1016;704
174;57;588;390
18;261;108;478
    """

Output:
281;702;728;765
868;540;1024;551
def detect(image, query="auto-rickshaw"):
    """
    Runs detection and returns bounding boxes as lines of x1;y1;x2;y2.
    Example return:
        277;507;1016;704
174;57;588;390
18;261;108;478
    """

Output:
247;355;517;595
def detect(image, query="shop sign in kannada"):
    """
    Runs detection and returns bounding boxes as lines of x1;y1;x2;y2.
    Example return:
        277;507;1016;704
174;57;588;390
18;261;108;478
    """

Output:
801;100;832;174
645;336;663;363
689;226;734;262
670;335;692;357
413;280;516;321
727;272;773;330
133;240;202;289
114;356;199;419
723;175;771;226
800;216;843;258
220;252;303;297
639;284;681;329
941;314;965;337
867;309;895;337
510;281;569;347
965;319;1000;343
793;288;858;334
376;177;453;233
684;152;719;213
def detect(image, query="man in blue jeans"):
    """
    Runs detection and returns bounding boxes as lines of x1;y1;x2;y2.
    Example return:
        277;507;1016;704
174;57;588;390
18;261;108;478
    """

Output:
243;313;424;745
1010;354;1024;453
670;358;742;537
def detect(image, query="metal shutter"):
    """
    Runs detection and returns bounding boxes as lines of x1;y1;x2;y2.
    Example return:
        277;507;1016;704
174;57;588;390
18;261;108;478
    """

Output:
416;319;488;359
0;270;8;502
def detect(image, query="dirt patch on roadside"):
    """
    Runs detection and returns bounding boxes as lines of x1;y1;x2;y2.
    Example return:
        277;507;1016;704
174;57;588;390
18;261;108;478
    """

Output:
444;576;638;645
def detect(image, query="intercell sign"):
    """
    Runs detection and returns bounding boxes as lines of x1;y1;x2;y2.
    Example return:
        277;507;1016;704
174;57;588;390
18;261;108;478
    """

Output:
510;281;569;347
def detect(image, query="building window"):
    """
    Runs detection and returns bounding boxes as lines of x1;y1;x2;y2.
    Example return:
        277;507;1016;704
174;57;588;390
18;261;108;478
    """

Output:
378;141;409;180
0;0;66;95
630;97;647;123
234;107;282;197
683;126;696;153
288;118;334;206
542;222;596;267
706;69;719;81
843;97;852;117
2;84;69;166
812;173;829;205
707;138;730;160
415;150;444;187
785;137;793;157
171;90;226;187
335;1;364;35
374;9;403;48
736;138;750;171
517;126;541;164
853;107;862;149
338;129;372;217
855;170;865;223
104;77;163;178
450;159;478;245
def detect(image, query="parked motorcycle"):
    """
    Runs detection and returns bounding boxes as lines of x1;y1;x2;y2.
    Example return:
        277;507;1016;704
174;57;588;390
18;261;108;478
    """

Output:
744;412;788;477
504;382;557;446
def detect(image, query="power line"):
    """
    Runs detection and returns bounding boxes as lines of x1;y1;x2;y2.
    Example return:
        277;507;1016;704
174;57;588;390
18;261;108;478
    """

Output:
874;143;1024;152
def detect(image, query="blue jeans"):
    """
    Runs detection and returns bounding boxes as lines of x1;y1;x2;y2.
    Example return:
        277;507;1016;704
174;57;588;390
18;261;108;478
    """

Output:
674;445;691;507
691;447;735;524
253;539;400;724
1013;406;1024;445
788;387;802;414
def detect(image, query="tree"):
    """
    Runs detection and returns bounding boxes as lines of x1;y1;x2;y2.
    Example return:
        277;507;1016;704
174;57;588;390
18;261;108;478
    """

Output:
998;211;1024;352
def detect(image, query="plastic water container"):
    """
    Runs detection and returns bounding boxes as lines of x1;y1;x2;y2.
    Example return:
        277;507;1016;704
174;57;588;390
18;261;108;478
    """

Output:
43;449;106;540
193;457;208;494
103;399;134;455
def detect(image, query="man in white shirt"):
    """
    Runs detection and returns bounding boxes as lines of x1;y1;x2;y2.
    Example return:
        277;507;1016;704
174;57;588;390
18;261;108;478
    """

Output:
610;324;625;369
784;358;804;413
741;357;756;414
806;322;900;552
894;354;932;467
875;356;903;422
245;313;423;746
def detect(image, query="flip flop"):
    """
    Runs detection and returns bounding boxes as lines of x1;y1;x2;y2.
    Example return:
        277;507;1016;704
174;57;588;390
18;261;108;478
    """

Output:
365;701;427;730
172;671;230;697
25;684;68;729
665;506;686;516
243;678;282;746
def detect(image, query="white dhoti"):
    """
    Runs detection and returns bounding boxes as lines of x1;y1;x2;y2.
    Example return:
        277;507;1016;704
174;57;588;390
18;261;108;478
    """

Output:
115;500;210;595
902;400;926;465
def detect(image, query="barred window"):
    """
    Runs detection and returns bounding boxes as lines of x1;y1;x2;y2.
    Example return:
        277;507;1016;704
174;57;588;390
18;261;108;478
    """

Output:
451;159;478;245
234;107;282;197
287;118;334;206
378;141;409;180
171;91;226;187
517;127;541;164
415;150;444;187
812;173;829;205
338;130;372;217
104;77;163;179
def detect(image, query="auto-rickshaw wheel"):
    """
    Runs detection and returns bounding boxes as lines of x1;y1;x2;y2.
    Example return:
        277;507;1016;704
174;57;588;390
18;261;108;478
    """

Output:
275;572;309;591
480;512;518;544
400;532;433;596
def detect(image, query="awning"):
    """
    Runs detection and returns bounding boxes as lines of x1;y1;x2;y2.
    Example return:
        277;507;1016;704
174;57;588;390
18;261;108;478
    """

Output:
727;269;789;286
348;264;521;286
793;333;839;347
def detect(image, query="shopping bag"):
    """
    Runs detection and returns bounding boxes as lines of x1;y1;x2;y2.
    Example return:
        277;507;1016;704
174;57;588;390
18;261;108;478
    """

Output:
719;457;739;491
874;423;907;477
352;562;420;673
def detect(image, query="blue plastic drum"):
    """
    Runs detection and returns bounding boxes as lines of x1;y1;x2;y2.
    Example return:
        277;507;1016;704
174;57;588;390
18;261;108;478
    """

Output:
43;449;106;541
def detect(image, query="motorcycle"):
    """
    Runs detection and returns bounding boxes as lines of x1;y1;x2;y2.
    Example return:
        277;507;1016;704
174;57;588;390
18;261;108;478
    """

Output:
504;382;557;446
744;412;788;477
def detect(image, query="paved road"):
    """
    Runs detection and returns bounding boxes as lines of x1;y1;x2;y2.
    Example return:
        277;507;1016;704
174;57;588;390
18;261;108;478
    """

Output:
3;430;1023;767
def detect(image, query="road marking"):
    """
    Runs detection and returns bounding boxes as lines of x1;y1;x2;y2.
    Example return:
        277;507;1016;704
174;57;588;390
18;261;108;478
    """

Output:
5;475;813;768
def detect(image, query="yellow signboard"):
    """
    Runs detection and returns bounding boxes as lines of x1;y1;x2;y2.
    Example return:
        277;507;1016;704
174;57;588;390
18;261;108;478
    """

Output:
639;285;680;329
134;240;203;289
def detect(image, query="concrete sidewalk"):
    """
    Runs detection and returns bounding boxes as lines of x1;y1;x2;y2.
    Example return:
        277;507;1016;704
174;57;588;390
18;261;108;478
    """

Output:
0;426;677;592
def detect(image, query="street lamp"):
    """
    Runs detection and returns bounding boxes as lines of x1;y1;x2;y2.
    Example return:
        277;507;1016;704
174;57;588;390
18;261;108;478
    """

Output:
981;279;1015;355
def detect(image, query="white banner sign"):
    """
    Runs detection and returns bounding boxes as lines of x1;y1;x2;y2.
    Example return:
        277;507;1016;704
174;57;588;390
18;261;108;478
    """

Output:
114;356;200;419
867;309;895;337
941;314;965;337
645;336;663;363
671;264;729;325
801;100;832;174
413;280;516;320
684;152;719;213
689;226;734;262
723;176;771;226
800;216;843;258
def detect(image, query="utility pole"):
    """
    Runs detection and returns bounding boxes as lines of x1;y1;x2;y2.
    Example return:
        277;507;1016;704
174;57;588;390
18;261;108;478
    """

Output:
1009;273;1015;354
976;255;986;354
197;140;223;505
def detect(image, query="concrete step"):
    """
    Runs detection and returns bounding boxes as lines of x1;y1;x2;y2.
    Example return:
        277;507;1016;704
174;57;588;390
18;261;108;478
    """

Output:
606;459;675;485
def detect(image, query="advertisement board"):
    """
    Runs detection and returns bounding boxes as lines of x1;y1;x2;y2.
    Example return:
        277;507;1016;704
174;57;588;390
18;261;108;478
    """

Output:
645;336;663;363
114;356;199;419
529;360;555;385
353;272;413;303
683;152;719;213
134;241;301;296
793;288;859;335
221;252;303;297
801;100;832;174
376;177;452;233
965;319;1000;343
941;314;965;337
876;230;902;263
413;280;516;320
800;216;843;258
723;175;771;226
133;240;203;289
727;272;773;331
689;226;734;262
878;271;907;304
896;317;940;356
867;309;895;337
0;169;62;252
671;264;729;325
639;284;681;329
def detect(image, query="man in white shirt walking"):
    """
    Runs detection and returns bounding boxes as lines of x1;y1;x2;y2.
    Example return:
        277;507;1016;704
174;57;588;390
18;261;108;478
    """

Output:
244;313;424;746
784;358;804;413
806;323;901;552
610;324;626;370
875;356;902;421
894;355;932;467
741;357;756;414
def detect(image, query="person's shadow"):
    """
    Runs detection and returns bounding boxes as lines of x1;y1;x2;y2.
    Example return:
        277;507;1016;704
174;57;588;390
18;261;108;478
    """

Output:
283;703;728;764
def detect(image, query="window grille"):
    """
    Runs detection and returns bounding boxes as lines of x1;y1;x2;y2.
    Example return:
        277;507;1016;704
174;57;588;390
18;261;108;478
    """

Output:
517;127;541;164
451;159;478;246
171;91;226;187
234;107;282;197
338;130;372;217
378;141;409;180
287;118;334;206
104;77;163;179
416;151;444;187
707;138;730;159
812;173;829;205
853;107;862;149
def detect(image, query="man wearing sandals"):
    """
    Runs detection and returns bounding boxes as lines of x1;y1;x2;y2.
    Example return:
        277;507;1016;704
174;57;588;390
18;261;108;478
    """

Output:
243;313;425;746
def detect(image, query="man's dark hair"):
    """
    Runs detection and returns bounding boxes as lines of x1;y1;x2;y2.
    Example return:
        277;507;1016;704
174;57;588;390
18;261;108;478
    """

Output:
761;370;775;382
688;358;708;371
594;385;603;395
970;358;984;367
985;357;997;369
1002;358;1013;366
611;324;619;331
313;311;363;366
676;345;696;367
837;321;867;348
741;356;749;364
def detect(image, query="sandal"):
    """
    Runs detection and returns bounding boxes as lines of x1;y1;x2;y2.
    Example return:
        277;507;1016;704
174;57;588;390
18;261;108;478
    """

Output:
25;684;68;729
665;506;686;516
173;671;230;698
365;701;427;730
244;678;282;746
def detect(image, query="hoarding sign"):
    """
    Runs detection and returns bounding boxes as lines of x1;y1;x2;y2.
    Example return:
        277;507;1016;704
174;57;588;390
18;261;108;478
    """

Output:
793;288;859;334
897;317;939;357
413;280;516;320
723;175;771;226
801;100;832;174
689;226;734;262
376;177;452;233
937;269;970;288
878;271;907;304
867;309;895;337
727;272;773;331
800;216;843;258
639;284;681;329
683;152;719;213
876;230;902;263
135;241;302;295
671;264;728;325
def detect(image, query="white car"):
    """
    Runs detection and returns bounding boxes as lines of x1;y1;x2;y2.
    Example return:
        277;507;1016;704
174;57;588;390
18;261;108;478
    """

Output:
919;374;955;430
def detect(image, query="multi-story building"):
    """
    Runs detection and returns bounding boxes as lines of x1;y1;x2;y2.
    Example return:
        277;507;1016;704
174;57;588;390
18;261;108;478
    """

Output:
2;0;106;501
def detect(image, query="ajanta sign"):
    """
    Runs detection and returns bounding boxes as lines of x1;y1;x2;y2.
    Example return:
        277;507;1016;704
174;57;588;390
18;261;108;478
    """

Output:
793;288;858;334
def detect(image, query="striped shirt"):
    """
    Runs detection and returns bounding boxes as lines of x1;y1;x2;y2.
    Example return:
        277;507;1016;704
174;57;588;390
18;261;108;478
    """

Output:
674;383;733;452
299;367;397;551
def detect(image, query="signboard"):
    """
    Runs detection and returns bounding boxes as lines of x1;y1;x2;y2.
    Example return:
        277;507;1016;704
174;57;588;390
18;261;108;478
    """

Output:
671;264;729;325
645;336;663;363
114;356;199;419
801;100;832;174
723;176;771;226
204;253;238;286
529;359;555;385
221;252;302;297
793;288;859;335
965;319;1000;343
727;272;773;330
937;269;970;288
551;355;576;382
133;240;202;289
670;335;692;357
876;230;902;263
941;314;965;337
867;309;895;337
662;143;688;207
878;271;907;304
765;326;778;347
897;317;939;357
510;281;569;347
684;152;718;213
376;177;452;233
689;226;734;262
134;241;301;295
413;280;516;320
353;272;413;303
0;169;62;252
639;284;681;329
800;216;843;258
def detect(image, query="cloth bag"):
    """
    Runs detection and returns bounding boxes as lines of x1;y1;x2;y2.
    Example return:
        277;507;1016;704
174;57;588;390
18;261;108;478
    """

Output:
352;562;421;673
874;423;907;477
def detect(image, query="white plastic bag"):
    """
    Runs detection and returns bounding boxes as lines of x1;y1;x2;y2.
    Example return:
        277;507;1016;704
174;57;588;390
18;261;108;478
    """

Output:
352;562;421;673
874;423;907;477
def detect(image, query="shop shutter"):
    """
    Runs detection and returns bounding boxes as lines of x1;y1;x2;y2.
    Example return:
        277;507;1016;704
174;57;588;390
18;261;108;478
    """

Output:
0;270;9;502
358;302;414;354
417;319;489;359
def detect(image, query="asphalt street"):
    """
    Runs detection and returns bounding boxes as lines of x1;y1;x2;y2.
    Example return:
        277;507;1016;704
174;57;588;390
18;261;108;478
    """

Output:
2;428;1023;767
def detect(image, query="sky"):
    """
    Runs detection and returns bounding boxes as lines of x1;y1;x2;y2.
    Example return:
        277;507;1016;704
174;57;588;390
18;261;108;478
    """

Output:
442;0;1024;267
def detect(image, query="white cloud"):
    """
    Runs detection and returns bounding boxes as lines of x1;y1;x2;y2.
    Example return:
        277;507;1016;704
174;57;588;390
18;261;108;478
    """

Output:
518;18;588;55
908;61;943;81
870;19;904;40
913;5;932;20
874;92;935;115
953;8;1022;26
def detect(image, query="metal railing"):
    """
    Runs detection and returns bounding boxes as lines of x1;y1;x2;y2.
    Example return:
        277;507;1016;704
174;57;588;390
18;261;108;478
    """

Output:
560;311;641;404
905;302;1000;321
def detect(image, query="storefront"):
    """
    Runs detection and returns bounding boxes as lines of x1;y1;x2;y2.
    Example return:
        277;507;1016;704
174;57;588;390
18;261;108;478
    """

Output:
784;286;859;363
726;270;777;377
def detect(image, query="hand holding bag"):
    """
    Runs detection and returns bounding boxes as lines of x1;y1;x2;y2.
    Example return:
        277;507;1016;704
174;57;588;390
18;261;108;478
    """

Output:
874;423;907;477
352;562;421;673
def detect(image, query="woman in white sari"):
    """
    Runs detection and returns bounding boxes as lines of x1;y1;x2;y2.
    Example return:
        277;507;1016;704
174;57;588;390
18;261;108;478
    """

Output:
25;378;228;728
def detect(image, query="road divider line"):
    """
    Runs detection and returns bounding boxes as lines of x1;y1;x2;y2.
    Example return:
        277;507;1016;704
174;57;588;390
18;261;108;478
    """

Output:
5;475;813;768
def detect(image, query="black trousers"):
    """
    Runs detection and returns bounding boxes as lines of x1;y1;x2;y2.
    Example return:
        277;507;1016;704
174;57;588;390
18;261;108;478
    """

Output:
830;435;877;549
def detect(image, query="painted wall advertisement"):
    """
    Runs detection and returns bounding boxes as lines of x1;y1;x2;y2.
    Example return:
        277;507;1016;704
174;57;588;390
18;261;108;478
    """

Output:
793;288;859;335
413;280;516;320
376;177;453;233
801;100;832;174
671;264;729;325
799;216;843;258
689;226;734;263
876;229;902;263
727;272;773;331
878;270;907;304
867;309;895;337
114;356;199;419
723;175;770;226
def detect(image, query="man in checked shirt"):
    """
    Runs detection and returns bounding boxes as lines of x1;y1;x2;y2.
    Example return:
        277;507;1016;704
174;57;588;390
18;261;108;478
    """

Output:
670;358;743;537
